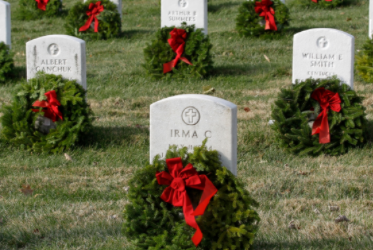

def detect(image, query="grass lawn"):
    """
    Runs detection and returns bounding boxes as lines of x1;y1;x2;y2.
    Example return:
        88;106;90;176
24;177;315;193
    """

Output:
1;0;373;249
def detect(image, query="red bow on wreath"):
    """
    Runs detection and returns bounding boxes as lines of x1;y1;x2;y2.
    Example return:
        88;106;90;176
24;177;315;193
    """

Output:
311;87;341;144
79;1;104;33
35;0;49;11
312;0;332;2
163;28;193;74
255;0;277;31
156;157;218;246
32;90;63;122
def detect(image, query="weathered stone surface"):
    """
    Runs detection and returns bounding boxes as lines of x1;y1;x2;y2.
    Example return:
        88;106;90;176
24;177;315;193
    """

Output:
0;0;11;48
150;94;237;175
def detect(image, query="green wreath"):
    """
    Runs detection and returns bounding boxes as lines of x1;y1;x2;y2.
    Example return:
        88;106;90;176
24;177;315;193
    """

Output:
123;140;260;250
65;0;121;40
0;42;14;83
356;38;373;83
235;0;290;38
271;78;366;156
288;0;344;8
17;0;62;20
0;73;93;153
143;23;213;79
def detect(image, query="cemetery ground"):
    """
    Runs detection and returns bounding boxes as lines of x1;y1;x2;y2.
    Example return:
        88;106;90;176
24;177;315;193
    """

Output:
1;0;373;249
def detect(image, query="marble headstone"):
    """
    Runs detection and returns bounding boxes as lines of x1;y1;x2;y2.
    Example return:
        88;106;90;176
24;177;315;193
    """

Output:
84;0;122;19
0;0;11;48
292;28;354;89
369;0;373;38
150;94;237;175
26;35;87;90
161;0;208;34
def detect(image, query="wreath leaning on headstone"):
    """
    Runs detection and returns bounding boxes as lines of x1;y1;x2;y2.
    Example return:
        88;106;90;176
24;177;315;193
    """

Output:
17;0;63;20
1;73;93;153
143;23;213;79
356;38;373;83
123;140;260;250
235;0;290;38
289;0;343;8
0;42;14;83
271;78;366;156
65;0;121;40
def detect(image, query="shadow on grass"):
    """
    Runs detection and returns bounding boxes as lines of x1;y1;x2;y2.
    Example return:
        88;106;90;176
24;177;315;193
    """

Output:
120;29;155;39
208;1;241;13
11;66;26;81
209;63;276;78
364;119;373;143
82;125;149;149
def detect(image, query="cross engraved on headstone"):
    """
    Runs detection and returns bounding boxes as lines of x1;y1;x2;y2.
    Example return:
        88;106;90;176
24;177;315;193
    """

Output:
185;108;196;123
178;0;187;7
48;44;59;55
317;37;328;48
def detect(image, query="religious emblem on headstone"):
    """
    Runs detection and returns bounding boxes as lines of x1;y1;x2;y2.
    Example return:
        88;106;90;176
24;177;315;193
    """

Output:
48;43;59;56
317;37;328;49
182;106;200;125
178;0;188;8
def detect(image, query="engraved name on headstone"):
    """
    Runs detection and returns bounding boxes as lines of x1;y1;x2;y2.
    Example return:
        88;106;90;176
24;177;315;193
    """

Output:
0;0;11;48
292;28;355;89
161;0;208;34
26;35;87;90
150;94;237;175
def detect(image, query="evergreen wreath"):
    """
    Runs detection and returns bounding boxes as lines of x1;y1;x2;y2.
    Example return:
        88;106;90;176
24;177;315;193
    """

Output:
65;0;121;40
143;23;213;79
123;140;260;250
289;0;343;8
1;73;93;154
271;78;366;156
0;42;14;83
235;0;290;38
356;38;373;83
17;0;63;20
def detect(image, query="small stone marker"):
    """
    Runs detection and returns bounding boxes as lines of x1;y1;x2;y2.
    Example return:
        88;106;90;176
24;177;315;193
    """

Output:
369;0;373;38
26;35;87;90
292;28;355;89
161;0;208;34
0;0;11;48
84;0;122;19
150;94;237;175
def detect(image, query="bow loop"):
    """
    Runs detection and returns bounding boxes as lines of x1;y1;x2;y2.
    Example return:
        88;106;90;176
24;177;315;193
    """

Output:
157;157;218;246
32;90;63;123
255;0;277;31
79;1;104;33
311;87;341;144
163;28;193;74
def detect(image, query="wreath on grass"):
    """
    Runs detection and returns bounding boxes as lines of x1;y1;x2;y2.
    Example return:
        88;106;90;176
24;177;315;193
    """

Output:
17;0;63;20
65;0;121;40
356;38;373;83
123;140;260;250
143;23;213;79
0;73;93;153
235;0;290;38
0;42;14;83
271;78;366;156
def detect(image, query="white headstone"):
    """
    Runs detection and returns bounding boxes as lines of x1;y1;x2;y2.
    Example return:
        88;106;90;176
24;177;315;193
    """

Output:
369;0;373;39
161;0;208;34
150;94;237;175
292;28;355;89
84;0;122;19
26;35;87;90
0;0;11;48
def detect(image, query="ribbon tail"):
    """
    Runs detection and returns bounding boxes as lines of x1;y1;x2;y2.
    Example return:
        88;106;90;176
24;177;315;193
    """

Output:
312;0;318;2
193;175;217;216
319;110;330;144
182;193;202;246
180;57;193;66
93;16;99;33
163;60;175;74
79;16;94;32
265;13;277;31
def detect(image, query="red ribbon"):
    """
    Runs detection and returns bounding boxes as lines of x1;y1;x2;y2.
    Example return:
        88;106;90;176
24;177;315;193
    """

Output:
163;28;193;74
312;0;332;2
79;1;104;33
156;157;218;246
311;87;341;144
255;0;277;31
35;0;49;11
32;90;63;122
